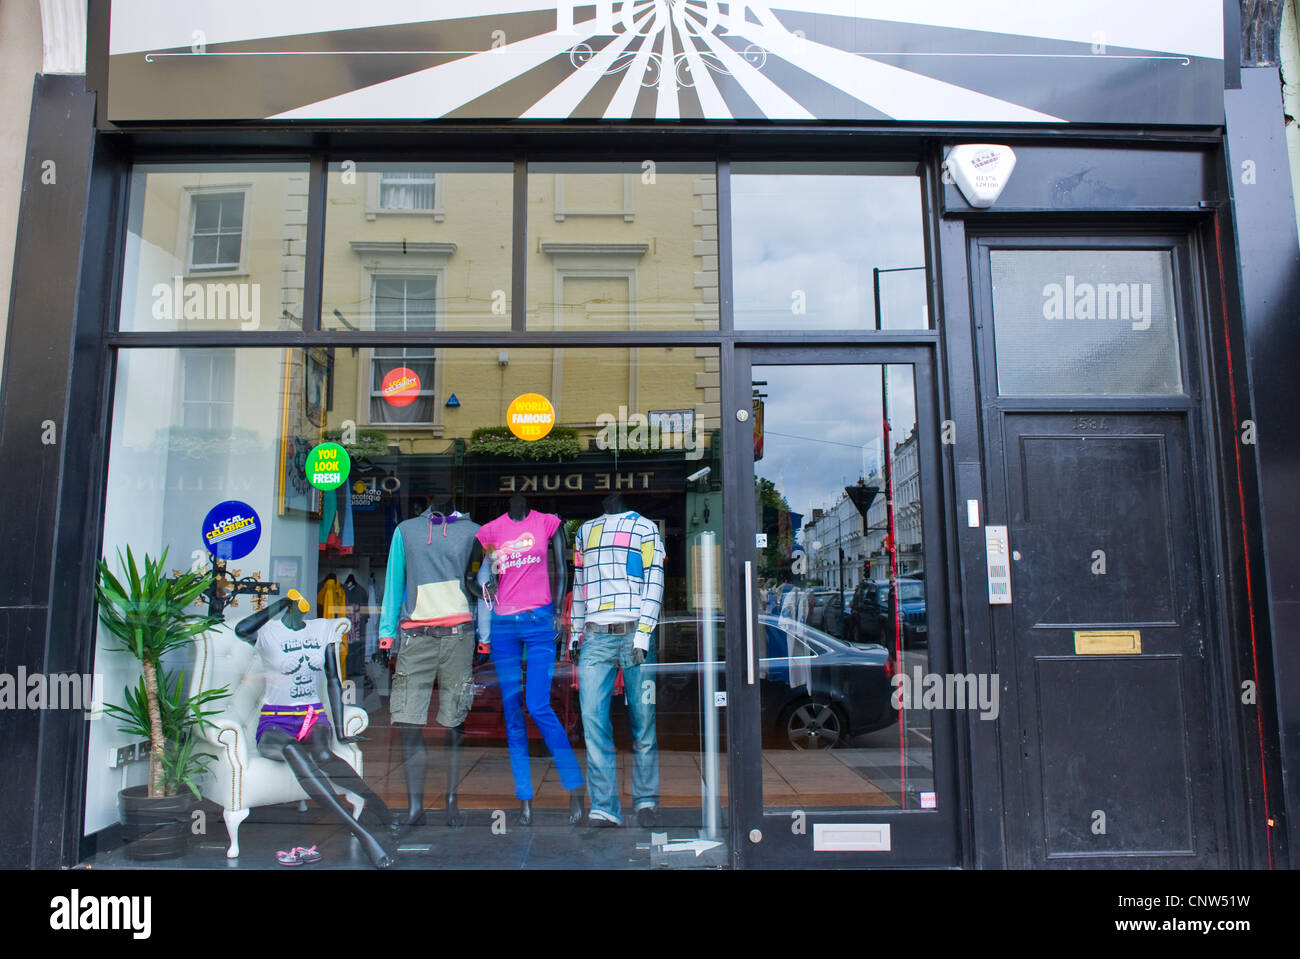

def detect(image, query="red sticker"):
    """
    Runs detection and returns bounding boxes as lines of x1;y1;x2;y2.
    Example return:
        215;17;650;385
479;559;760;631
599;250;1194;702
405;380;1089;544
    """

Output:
381;367;420;407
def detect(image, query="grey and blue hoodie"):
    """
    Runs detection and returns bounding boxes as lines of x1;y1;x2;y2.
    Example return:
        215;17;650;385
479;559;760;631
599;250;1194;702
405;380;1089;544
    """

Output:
379;508;481;640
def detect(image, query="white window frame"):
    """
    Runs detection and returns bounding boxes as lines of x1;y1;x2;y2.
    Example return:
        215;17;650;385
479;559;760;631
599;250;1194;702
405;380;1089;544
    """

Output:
365;170;444;221
179;349;237;430
350;241;456;432
177;184;253;278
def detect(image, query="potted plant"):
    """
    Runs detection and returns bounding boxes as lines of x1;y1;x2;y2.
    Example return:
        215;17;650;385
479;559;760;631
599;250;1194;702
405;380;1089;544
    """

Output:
95;547;230;860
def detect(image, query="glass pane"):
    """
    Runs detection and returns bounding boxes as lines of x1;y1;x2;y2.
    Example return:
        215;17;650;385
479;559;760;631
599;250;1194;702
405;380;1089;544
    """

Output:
324;163;512;332
990;249;1182;396
751;363;934;811
192;196;221;232
89;346;725;868
526;163;719;331
732;163;928;331
118;163;308;331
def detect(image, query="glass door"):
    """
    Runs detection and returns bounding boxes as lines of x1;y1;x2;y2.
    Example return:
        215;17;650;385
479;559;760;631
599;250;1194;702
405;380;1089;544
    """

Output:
727;346;959;867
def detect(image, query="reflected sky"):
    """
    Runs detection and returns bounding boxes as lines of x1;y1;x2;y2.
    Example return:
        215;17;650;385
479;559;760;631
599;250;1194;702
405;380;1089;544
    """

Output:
733;173;928;331
754;364;917;538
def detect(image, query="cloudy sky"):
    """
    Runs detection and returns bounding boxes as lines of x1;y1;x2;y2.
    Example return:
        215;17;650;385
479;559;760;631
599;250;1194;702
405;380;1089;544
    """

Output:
731;169;928;331
753;363;917;540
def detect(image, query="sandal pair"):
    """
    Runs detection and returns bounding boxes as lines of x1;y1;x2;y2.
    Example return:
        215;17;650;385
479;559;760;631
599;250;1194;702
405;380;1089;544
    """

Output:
275;845;321;866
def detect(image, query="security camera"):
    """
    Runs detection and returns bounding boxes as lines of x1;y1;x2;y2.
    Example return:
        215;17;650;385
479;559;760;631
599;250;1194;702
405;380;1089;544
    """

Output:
687;467;711;482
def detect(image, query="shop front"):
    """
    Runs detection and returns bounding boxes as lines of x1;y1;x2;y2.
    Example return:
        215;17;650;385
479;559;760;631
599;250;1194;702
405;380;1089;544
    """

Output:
2;1;1290;872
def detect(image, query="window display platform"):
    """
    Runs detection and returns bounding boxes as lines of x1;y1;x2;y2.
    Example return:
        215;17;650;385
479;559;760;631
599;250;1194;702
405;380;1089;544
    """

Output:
78;801;725;870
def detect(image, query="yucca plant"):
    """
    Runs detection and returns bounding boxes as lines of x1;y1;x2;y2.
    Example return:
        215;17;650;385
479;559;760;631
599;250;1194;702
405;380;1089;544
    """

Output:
95;547;230;798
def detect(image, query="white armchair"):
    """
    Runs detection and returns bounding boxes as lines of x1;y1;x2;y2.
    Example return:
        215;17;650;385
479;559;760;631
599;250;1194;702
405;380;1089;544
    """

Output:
189;619;371;858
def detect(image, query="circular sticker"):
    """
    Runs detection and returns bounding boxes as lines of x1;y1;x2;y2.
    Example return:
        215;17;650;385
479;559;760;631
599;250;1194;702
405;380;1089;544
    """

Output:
506;393;556;441
202;501;261;560
306;442;351;491
380;367;421;407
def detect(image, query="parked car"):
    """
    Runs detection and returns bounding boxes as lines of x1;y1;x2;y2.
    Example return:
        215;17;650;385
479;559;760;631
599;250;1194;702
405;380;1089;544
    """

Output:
429;613;898;753
646;614;897;750
846;577;927;647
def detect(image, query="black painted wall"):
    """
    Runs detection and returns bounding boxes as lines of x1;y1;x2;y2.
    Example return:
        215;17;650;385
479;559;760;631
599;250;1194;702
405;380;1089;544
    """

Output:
0;75;104;868
1225;66;1300;867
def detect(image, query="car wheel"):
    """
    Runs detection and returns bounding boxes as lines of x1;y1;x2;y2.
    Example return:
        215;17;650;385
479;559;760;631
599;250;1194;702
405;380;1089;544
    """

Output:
781;699;847;750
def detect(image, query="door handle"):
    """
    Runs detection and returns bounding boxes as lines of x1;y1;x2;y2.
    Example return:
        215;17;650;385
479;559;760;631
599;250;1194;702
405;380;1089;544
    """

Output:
744;560;755;685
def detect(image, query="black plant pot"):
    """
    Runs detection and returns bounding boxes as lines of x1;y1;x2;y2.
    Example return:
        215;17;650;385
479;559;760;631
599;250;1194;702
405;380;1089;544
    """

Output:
118;784;194;861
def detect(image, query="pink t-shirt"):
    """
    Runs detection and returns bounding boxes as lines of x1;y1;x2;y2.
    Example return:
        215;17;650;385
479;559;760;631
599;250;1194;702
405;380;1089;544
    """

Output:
476;510;562;615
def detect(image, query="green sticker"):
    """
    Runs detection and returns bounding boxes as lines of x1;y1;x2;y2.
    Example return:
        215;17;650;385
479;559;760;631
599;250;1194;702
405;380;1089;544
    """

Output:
306;442;351;491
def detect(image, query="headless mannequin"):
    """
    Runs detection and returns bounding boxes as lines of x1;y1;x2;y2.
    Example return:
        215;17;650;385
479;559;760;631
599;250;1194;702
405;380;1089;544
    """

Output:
495;493;583;827
569;493;647;669
235;594;394;868
387;495;483;833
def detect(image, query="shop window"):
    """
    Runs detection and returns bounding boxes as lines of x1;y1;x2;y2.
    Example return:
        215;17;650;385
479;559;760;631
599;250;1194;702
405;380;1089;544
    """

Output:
989;249;1183;396
90;346;726;869
118;163;308;332
326;162;510;331
528;162;718;331
731;162;928;331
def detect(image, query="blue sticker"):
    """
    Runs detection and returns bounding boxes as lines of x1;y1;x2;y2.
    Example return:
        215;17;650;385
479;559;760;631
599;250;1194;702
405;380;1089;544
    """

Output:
202;501;261;560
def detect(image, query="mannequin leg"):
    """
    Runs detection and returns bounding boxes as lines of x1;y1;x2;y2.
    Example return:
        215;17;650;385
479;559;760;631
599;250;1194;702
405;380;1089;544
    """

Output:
445;723;465;827
258;727;394;868
491;616;536;808
301;726;393;834
391;724;428;833
520;629;585;824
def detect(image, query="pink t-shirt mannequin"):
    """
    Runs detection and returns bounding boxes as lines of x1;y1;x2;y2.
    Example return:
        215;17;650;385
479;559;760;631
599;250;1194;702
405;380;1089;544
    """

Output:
476;510;562;614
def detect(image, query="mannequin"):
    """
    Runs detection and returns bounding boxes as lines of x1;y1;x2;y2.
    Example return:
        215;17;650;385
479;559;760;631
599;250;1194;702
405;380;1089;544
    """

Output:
570;493;666;828
235;590;395;868
380;495;483;833
477;493;584;826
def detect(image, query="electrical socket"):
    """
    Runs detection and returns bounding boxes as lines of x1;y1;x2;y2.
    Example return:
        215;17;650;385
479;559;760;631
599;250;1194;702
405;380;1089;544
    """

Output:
109;743;135;768
136;740;152;759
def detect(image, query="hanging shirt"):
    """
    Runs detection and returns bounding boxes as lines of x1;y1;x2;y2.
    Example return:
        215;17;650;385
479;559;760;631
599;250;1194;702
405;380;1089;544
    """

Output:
571;511;666;652
364;578;380;657
318;577;346;619
476;510;561;615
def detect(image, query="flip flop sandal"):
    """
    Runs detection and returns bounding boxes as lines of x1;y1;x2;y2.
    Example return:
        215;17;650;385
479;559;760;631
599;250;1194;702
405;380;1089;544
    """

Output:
276;849;305;866
293;845;321;864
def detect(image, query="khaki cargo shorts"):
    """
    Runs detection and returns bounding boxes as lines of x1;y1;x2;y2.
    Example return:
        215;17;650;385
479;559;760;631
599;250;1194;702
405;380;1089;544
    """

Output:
390;622;476;727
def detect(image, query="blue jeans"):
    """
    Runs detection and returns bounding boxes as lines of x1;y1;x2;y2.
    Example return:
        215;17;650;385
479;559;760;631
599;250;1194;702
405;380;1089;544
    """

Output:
490;604;584;800
578;628;658;824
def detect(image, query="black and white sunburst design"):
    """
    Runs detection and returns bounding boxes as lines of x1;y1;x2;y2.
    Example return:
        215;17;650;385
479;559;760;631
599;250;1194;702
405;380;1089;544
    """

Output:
107;0;1225;124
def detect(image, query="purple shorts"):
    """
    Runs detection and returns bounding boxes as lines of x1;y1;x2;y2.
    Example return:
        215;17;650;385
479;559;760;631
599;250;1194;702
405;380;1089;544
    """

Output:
256;703;330;742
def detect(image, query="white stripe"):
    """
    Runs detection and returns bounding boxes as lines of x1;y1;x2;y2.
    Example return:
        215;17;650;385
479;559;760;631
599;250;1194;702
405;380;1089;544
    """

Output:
768;0;1224;61
519;30;643;118
655;13;680;121
272;28;599;120
741;19;1061;122
689;28;816;120
603;19;666;118
671;5;732;119
110;0;570;56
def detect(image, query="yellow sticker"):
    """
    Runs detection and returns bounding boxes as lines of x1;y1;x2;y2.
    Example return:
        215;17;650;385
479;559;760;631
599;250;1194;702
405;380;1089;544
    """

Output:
506;393;556;441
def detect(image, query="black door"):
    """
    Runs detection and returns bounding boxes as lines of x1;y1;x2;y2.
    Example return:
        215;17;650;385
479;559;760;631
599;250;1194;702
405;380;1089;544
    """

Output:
971;234;1227;867
998;413;1223;866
